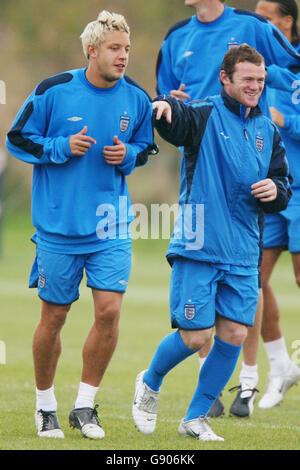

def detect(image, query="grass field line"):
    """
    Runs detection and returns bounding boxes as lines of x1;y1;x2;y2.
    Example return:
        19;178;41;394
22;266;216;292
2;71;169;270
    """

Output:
112;414;300;432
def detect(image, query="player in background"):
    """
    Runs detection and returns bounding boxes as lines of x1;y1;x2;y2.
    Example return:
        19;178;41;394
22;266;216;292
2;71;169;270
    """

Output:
6;10;155;439
132;45;291;442
251;0;300;410
155;0;300;418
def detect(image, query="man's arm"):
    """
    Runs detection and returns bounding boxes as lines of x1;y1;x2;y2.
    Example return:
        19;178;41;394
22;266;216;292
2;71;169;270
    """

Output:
270;107;300;142
115;100;156;176
153;95;210;149
252;126;292;213
6;92;95;165
265;64;300;92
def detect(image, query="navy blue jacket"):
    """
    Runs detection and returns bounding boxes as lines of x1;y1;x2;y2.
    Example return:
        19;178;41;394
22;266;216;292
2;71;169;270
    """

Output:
154;91;292;271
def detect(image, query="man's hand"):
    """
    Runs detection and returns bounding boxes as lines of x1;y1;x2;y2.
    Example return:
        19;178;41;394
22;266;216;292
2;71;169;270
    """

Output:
103;136;127;165
153;101;172;123
170;84;191;103
69;126;96;156
251;178;277;202
270;107;284;128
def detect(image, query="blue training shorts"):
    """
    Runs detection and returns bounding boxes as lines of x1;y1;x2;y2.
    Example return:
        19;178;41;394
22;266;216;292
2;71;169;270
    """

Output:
169;257;259;330
29;241;132;305
263;204;300;253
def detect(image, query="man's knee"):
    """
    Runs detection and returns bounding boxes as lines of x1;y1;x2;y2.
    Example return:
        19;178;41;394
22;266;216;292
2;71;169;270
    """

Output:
180;328;212;351
94;300;121;328
216;319;248;346
40;302;71;330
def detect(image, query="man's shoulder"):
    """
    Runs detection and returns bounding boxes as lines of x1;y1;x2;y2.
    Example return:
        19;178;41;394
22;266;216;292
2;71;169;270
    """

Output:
232;8;269;25
163;17;193;41
35;70;77;96
123;75;152;101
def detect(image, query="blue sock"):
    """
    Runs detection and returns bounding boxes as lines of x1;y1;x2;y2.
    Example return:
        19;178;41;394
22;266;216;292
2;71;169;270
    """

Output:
185;335;242;421
143;330;196;392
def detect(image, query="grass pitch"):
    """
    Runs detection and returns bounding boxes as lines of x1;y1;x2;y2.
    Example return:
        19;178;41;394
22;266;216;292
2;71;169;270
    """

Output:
0;212;299;451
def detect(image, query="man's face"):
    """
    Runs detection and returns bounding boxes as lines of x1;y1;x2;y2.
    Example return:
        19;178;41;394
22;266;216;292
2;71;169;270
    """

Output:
221;61;266;108
255;1;289;36
90;31;130;85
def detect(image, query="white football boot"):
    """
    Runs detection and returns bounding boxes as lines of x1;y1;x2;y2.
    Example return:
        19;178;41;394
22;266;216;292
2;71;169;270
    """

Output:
259;361;300;409
178;416;224;441
132;370;159;434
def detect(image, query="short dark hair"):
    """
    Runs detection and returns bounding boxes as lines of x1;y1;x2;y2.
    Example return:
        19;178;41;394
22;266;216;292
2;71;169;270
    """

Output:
263;0;299;44
220;44;265;83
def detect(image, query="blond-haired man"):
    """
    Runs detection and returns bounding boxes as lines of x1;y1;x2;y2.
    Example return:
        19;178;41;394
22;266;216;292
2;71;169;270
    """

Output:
7;10;155;439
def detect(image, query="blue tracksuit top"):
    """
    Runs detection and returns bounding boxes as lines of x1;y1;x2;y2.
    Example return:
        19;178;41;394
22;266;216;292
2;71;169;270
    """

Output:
266;42;300;198
156;6;300;116
6;69;155;253
153;92;291;271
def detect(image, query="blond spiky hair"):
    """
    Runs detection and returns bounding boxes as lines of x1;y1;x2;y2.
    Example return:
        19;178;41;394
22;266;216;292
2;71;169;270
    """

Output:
80;10;130;59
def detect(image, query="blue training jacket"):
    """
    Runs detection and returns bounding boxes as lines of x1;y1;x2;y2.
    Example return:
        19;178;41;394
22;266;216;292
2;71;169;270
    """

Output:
154;92;292;272
156;6;300;116
6;69;155;254
266;43;300;198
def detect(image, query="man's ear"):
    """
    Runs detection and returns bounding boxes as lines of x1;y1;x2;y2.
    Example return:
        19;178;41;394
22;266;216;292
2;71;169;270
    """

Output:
87;44;97;59
220;69;229;86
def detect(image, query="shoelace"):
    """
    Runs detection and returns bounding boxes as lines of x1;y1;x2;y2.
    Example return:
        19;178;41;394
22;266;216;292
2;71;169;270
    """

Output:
91;404;101;425
38;410;55;431
229;385;259;394
229;385;259;400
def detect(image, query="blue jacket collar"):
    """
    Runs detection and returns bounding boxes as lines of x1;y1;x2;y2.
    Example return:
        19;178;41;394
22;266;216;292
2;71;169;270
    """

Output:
221;89;262;119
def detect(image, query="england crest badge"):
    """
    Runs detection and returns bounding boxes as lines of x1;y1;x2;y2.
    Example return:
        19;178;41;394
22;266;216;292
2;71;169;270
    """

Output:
184;304;196;320
256;133;264;152
120;115;130;132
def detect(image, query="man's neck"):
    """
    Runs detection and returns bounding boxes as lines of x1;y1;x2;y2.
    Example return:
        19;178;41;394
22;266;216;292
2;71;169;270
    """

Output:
85;65;117;89
194;0;225;23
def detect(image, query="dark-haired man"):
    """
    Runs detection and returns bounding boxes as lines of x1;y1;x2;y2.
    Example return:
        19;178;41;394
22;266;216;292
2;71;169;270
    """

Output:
155;0;300;418
132;45;291;442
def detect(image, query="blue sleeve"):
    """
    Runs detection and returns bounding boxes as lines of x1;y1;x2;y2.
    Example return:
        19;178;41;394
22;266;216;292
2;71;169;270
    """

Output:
265;64;300;92
256;20;300;68
153;95;212;149
258;126;292;213
283;114;300;141
117;100;155;175
6;90;73;165
156;40;181;95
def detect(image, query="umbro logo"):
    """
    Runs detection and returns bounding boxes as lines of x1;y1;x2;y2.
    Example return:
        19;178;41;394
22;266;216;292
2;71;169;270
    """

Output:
220;131;230;140
67;116;83;121
183;51;194;57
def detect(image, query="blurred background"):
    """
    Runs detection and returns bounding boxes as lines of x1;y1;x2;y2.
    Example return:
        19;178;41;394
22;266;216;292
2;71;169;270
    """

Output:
0;0;298;218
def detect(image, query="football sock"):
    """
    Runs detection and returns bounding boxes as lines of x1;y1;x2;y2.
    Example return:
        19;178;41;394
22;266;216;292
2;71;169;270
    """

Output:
74;381;99;409
143;330;197;392
239;362;258;389
36;385;57;412
264;337;291;375
185;336;242;421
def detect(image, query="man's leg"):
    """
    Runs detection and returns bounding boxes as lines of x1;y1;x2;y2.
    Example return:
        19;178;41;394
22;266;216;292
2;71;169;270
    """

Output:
184;317;246;421
259;249;300;408
132;328;209;434
229;289;263;417
70;290;123;439
81;289;123;387
33;300;70;438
